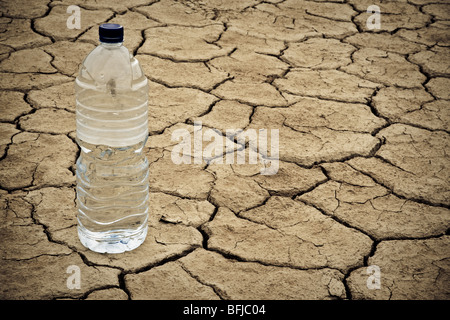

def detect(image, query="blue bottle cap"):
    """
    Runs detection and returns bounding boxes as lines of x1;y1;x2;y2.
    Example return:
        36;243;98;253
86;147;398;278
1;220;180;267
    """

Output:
99;23;124;43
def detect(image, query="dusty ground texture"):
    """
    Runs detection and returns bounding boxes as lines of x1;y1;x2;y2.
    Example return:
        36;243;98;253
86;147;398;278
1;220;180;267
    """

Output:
0;0;449;300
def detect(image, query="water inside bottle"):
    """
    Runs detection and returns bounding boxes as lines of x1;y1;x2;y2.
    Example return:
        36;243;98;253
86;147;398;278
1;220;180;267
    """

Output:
76;138;149;253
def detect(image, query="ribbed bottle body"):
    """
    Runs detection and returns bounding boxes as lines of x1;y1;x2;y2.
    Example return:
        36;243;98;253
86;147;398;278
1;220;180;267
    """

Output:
76;139;149;253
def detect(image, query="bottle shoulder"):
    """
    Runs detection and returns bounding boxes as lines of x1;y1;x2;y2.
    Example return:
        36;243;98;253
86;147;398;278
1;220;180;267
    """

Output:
84;44;130;64
77;44;147;91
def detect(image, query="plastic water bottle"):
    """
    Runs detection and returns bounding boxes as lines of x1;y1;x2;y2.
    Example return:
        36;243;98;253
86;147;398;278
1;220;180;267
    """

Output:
75;24;149;253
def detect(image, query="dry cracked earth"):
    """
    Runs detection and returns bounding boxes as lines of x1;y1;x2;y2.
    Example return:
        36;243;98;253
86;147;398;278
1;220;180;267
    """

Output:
0;0;449;300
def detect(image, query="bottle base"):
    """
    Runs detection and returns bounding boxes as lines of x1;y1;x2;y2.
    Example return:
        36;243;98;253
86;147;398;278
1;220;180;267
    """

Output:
78;225;148;254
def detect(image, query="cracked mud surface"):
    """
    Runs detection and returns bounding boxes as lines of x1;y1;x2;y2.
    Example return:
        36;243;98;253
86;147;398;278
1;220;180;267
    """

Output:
0;0;449;300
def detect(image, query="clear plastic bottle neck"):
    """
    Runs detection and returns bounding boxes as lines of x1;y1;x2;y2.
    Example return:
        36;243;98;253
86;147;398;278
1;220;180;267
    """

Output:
100;42;123;48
